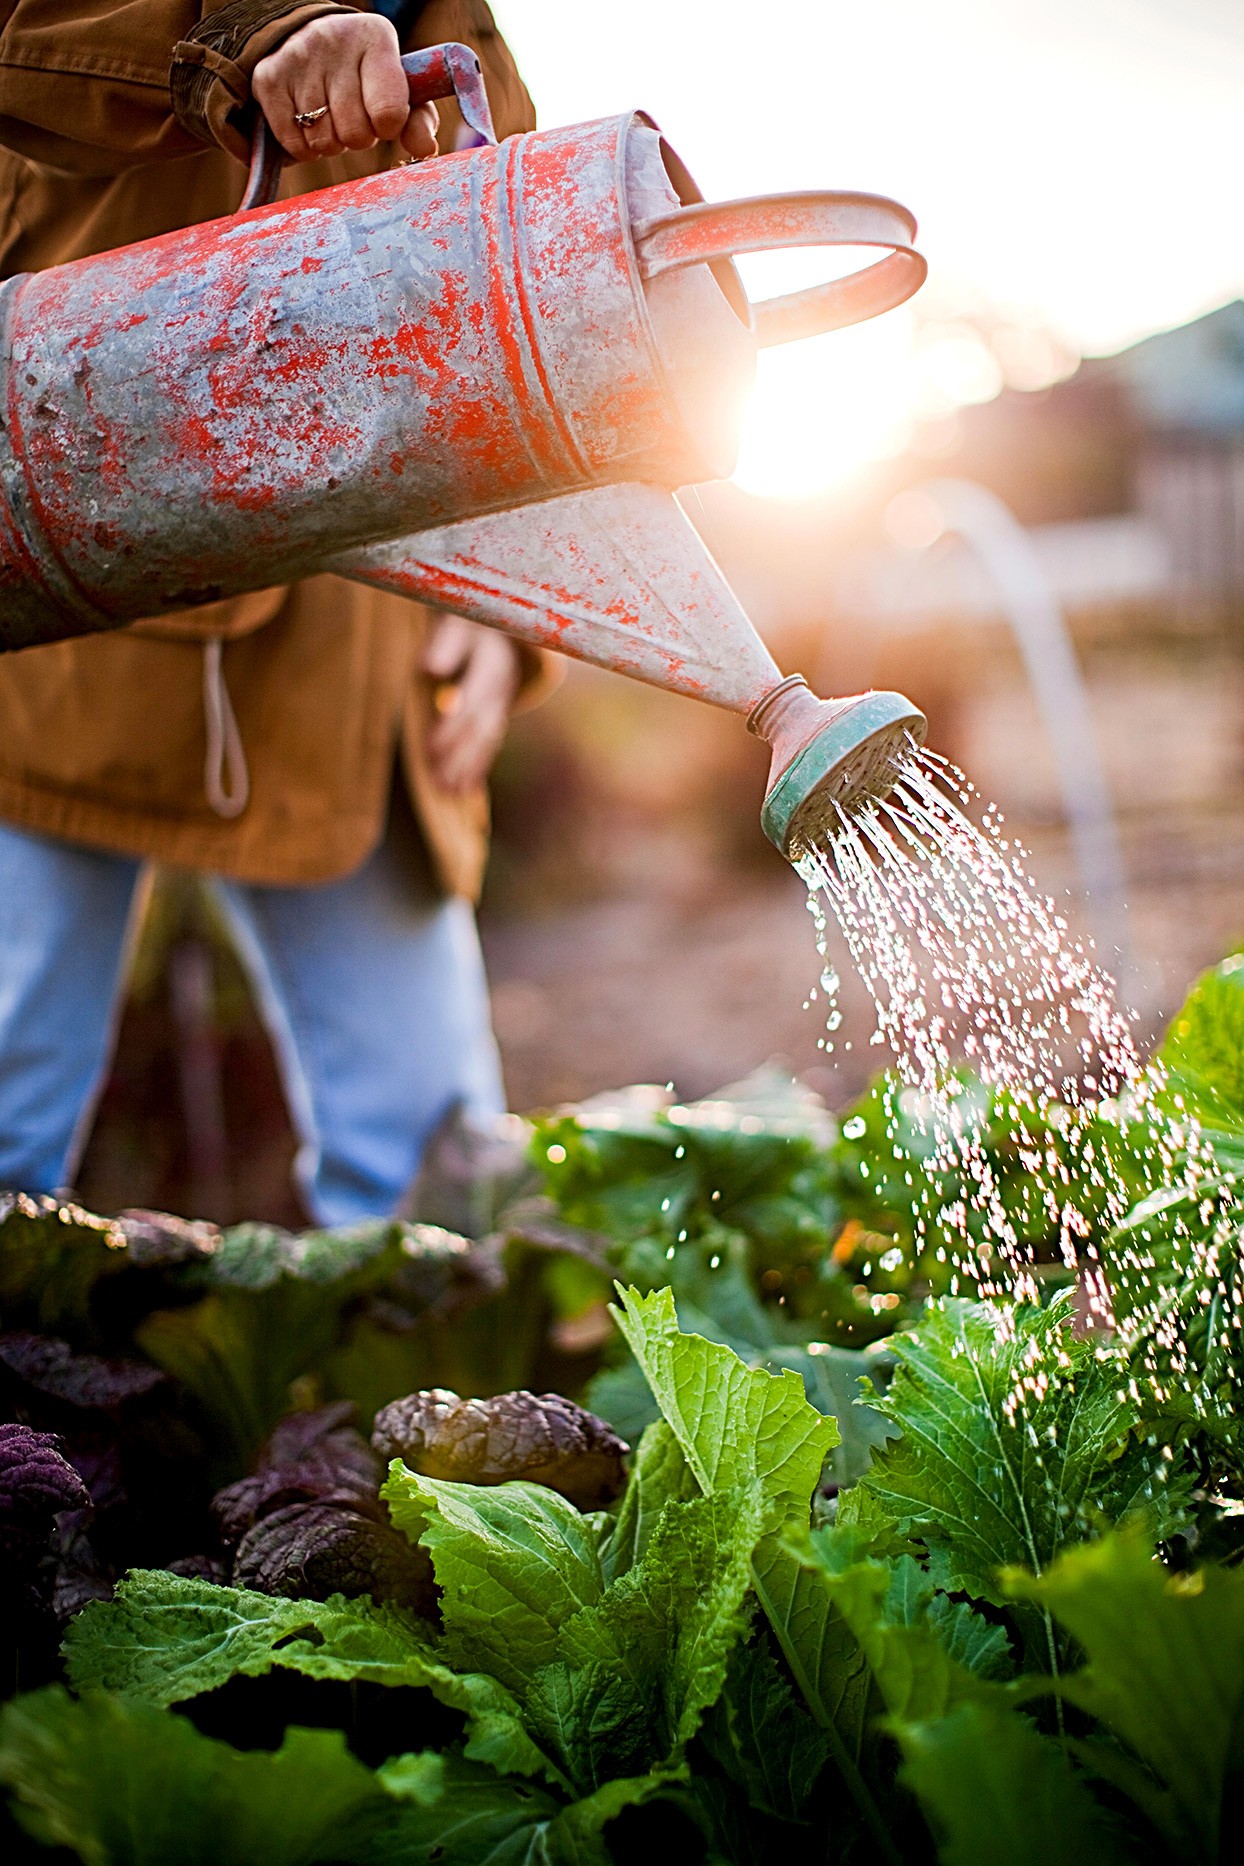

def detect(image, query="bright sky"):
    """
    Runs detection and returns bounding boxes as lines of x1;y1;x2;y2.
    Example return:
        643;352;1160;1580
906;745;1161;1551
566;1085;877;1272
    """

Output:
502;0;1244;495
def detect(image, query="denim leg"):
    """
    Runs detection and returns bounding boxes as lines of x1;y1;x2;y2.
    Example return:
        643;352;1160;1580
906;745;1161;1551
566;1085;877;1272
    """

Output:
212;808;505;1226
0;821;143;1194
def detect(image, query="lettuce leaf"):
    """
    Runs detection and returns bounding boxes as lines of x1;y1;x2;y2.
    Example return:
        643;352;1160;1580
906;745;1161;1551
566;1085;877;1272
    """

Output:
64;1572;556;1787
892;1698;1129;1866
1006;1529;1244;1858
0;1686;428;1866
609;1287;916;1860
381;1475;606;1699
383;1457;765;1795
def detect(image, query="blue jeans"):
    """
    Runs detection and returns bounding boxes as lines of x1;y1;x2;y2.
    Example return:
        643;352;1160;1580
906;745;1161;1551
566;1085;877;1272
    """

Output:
0;809;504;1224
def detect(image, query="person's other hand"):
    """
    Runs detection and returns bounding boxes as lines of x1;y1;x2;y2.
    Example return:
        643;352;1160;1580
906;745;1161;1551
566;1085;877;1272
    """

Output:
253;14;438;164
422;613;523;794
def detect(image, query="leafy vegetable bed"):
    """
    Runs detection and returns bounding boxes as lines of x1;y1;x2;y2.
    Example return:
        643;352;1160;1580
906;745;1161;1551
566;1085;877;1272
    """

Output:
2;957;1243;1864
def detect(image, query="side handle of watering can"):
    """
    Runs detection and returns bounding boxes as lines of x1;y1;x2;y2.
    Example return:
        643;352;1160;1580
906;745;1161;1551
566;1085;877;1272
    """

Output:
241;42;497;211
634;193;926;344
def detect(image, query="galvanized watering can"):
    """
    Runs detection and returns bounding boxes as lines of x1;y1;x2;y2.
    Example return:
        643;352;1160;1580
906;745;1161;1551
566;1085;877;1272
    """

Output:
0;43;928;856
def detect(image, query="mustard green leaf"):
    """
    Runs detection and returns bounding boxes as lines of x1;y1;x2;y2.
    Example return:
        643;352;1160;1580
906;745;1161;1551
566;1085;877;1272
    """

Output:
1006;1529;1244;1858
792;1530;1009;1725
381;1470;605;1698
64;1571;559;1788
893;1699;1129;1866
527;1487;764;1791
611;1286;904;1864
597;1418;699;1583
699;1632;832;1823
610;1286;838;1521
841;1299;1188;1630
0;1687;403;1866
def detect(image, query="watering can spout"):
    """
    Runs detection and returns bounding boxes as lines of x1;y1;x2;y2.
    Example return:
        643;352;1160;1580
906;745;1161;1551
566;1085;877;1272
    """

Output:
750;677;927;859
336;485;927;859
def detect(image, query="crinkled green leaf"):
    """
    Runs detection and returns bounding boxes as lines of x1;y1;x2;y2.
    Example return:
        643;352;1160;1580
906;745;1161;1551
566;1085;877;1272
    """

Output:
597;1419;699;1583
528;1487;763;1791
609;1286;850;1744
893;1699;1128;1866
0;1687;408;1866
609;1286;837;1528
699;1631;831;1823
611;1287;908;1862
64;1572;557;1787
381;1472;605;1699
386;1445;764;1796
1006;1529;1244;1858
841;1298;1189;1646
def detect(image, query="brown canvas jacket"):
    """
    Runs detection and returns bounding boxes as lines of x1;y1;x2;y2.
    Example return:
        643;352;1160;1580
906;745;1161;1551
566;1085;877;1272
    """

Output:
0;0;539;895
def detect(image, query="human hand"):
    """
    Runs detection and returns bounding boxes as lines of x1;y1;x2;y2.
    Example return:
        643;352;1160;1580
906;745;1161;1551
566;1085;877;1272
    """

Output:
252;13;438;164
422;613;523;794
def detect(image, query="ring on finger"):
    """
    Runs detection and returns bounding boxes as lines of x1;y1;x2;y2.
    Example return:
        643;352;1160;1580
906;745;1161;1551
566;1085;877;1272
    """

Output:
293;105;330;127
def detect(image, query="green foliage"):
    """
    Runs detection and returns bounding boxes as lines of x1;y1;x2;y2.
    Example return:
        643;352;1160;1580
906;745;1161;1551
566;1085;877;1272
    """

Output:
840;1296;1189;1661
893;1698;1130;1866
1109;953;1244;1468
0;1688;429;1866
1008;1529;1244;1859
698;1632;832;1825
792;1531;1013;1721
135;1222;457;1469
1158;950;1244;1156
64;1572;554;1786
383;1453;765;1795
12;954;1244;1865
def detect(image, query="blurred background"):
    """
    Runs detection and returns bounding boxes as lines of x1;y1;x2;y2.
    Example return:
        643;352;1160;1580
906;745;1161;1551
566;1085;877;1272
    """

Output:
77;0;1244;1221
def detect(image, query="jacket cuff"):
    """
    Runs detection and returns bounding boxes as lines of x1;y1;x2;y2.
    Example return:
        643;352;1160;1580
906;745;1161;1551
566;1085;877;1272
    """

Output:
171;2;359;163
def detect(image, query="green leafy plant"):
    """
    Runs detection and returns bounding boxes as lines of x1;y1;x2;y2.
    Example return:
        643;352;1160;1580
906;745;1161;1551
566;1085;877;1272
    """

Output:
6;955;1244;1862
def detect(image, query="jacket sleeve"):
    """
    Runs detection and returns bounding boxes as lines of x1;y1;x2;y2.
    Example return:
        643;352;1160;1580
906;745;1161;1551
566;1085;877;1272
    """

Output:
0;2;354;175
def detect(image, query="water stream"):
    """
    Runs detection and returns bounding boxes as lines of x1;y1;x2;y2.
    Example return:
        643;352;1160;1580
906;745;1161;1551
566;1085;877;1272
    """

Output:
798;743;1181;1321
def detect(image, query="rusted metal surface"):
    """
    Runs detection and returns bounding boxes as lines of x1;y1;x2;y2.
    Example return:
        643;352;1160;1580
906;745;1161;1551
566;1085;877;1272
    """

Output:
334;481;783;711
0;109;729;646
636;192;926;345
0;37;927;742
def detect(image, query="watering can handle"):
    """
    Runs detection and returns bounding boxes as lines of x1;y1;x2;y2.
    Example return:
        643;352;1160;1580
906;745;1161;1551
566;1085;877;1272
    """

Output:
634;193;926;345
241;42;497;211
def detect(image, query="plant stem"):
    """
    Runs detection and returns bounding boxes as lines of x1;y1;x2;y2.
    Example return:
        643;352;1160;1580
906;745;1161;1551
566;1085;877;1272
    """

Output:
754;1564;904;1866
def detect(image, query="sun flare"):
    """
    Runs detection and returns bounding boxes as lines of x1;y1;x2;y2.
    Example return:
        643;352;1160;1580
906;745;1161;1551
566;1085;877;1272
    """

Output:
730;318;917;500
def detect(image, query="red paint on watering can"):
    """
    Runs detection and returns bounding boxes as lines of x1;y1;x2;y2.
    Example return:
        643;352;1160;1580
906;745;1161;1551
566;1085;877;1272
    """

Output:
332;481;785;711
1;108;731;641
0;40;925;705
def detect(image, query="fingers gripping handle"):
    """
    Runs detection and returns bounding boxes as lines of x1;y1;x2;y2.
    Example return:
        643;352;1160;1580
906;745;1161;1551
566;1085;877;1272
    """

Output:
403;42;496;147
635;192;926;345
241;41;497;211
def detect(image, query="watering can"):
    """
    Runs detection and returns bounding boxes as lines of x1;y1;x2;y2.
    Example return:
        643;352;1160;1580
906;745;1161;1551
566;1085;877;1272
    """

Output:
0;43;928;857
